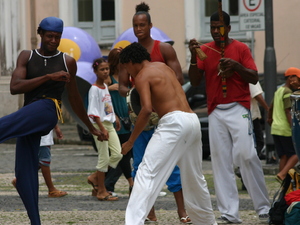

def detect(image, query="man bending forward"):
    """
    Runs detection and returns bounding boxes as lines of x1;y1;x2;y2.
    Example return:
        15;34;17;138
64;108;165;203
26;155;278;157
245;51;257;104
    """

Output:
120;42;217;225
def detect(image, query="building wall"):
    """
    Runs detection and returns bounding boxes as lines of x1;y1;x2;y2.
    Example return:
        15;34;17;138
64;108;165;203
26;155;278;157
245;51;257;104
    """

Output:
3;0;300;76
0;0;22;76
0;0;30;115
254;0;300;75
1;0;300;116
0;0;61;116
119;0;186;71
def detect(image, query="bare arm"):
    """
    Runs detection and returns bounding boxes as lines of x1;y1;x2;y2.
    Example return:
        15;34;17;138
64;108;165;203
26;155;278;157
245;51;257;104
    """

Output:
223;58;258;84
10;50;71;94
160;43;184;85
115;115;121;131
108;83;118;91
285;108;292;126
188;39;205;87
54;124;63;139
118;63;131;97
188;39;258;85
105;76;118;91
121;77;152;154
254;93;269;112
94;117;109;139
64;55;106;141
267;102;273;126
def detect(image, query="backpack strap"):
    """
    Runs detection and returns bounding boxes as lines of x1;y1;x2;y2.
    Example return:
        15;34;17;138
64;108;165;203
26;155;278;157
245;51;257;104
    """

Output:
283;173;292;193
272;176;290;203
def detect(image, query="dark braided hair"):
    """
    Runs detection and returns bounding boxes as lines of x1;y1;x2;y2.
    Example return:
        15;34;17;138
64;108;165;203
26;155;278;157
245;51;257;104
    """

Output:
119;42;151;64
134;2;151;24
210;11;230;26
92;58;107;71
108;48;120;75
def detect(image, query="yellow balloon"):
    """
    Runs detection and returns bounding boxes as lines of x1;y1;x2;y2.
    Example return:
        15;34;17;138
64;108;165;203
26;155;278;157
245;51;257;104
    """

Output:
58;39;81;61
113;40;131;49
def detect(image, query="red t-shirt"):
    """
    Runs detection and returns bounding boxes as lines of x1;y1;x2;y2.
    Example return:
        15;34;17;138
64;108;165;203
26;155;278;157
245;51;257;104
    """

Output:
197;40;257;114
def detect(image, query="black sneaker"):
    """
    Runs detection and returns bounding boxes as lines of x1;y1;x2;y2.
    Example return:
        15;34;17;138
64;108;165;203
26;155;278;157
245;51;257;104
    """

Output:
217;216;233;224
258;213;269;222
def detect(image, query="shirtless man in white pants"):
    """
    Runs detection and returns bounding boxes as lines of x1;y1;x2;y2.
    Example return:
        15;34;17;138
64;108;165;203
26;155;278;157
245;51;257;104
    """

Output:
120;42;217;225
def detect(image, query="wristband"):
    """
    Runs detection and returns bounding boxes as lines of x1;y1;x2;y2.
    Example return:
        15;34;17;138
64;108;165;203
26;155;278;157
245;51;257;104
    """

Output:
190;62;197;66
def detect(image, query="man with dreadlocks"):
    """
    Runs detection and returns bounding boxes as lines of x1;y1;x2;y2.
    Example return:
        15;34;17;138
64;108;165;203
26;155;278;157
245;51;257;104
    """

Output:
120;42;217;225
118;2;190;224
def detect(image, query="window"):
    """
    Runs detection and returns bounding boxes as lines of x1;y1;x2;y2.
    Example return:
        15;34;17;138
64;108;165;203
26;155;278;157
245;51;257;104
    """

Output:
101;0;115;21
74;0;115;44
228;0;238;15
205;0;239;16
78;0;93;21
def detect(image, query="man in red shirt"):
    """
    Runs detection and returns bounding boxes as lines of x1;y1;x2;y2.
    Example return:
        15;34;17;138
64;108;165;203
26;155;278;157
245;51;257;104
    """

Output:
188;11;270;224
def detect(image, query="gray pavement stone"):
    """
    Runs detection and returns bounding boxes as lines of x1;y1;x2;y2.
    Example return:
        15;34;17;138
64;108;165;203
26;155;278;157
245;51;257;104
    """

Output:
0;122;279;224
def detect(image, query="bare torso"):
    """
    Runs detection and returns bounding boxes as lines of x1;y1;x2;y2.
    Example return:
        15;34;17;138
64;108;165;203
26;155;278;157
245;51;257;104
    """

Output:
134;61;192;118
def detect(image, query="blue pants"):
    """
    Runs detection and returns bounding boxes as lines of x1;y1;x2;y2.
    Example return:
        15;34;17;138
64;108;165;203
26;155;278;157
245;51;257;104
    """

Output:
132;128;182;193
0;99;57;225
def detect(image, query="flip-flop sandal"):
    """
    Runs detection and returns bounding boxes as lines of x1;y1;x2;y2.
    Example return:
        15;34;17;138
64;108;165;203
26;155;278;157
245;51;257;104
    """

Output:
48;190;68;198
97;194;118;201
87;179;98;191
275;175;283;184
144;218;158;224
92;189;114;197
180;216;192;224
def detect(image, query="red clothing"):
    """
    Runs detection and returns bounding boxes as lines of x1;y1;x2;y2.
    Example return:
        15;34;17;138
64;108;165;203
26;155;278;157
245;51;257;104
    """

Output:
131;40;164;85
149;40;164;113
197;40;257;114
150;40;165;63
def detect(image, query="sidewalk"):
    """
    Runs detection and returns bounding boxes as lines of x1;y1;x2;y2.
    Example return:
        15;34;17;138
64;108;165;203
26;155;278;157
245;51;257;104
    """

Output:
55;122;279;176
0;142;278;225
0;122;279;224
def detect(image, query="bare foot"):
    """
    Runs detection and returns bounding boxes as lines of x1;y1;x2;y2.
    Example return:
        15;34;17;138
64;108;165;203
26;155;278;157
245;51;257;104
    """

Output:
178;210;188;219
178;210;191;224
147;206;157;221
96;194;118;201
276;173;285;181
87;172;98;190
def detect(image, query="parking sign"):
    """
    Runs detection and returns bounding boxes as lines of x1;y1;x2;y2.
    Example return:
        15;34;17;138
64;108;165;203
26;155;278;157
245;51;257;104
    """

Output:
239;0;265;31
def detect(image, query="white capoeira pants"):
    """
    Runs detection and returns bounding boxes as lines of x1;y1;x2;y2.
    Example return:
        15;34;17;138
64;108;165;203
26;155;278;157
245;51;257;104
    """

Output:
209;103;270;223
125;111;217;225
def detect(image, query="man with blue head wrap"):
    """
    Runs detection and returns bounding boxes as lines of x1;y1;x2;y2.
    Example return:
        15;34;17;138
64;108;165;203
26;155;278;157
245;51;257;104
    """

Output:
0;17;105;225
38;16;64;33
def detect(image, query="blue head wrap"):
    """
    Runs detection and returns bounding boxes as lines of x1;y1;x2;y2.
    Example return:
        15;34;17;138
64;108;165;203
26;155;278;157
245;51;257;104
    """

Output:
39;17;63;33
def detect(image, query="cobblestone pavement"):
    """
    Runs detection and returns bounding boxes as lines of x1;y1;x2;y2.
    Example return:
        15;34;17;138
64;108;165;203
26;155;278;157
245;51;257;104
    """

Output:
0;123;280;224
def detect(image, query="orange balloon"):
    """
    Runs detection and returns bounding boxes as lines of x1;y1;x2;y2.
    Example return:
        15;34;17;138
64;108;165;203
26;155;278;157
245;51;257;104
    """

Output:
58;39;81;61
113;40;131;49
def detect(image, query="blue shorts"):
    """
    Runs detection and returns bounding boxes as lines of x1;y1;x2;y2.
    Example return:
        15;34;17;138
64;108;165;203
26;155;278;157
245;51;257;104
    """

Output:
132;128;182;193
38;146;51;167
